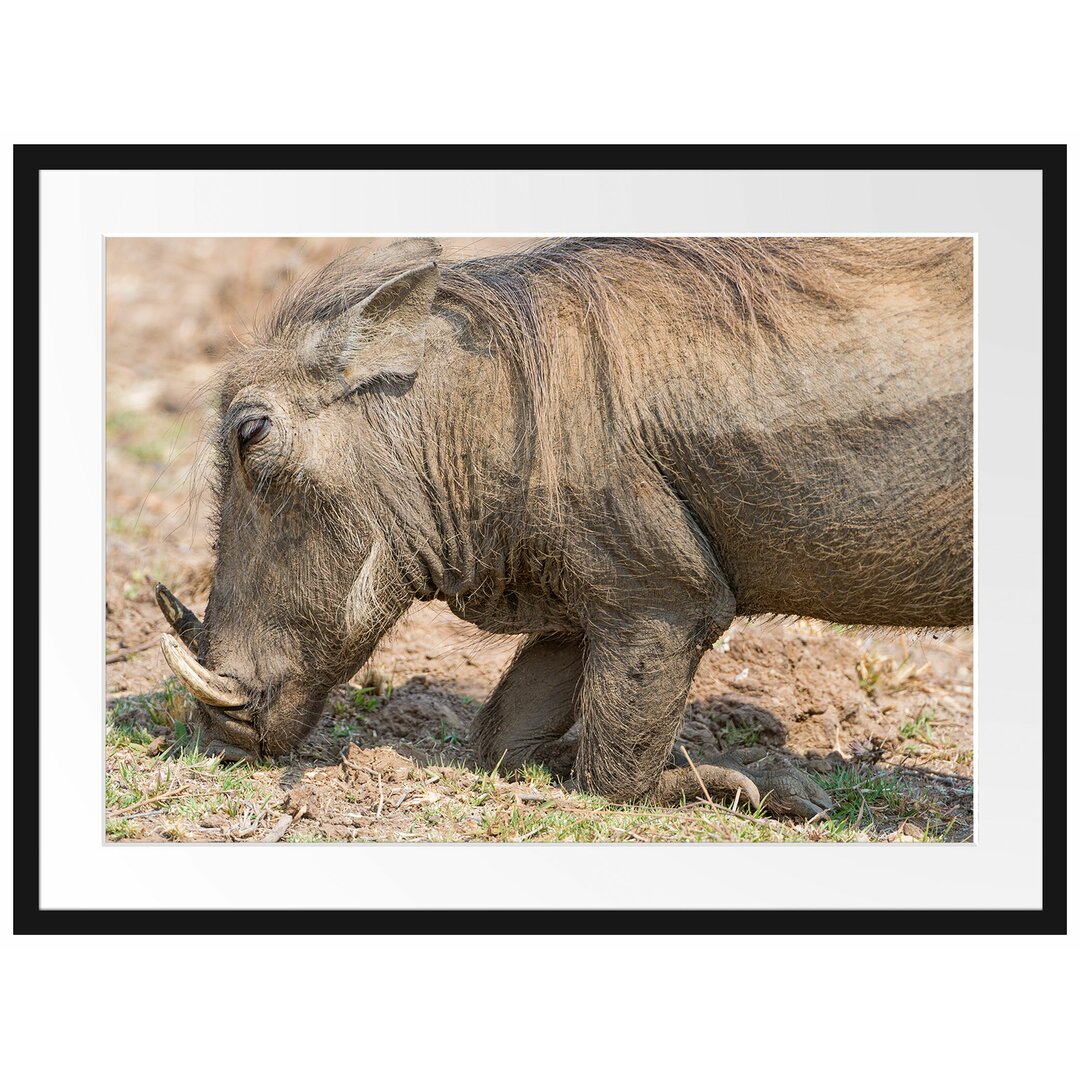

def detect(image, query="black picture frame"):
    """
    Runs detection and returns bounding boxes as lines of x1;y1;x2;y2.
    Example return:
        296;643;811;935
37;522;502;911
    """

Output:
14;144;1065;935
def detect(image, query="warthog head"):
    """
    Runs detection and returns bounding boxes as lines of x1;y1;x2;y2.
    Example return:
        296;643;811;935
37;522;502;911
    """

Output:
158;240;444;758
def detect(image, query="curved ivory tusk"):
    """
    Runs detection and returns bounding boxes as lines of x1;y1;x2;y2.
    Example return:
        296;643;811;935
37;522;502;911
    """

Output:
160;633;248;709
155;583;205;653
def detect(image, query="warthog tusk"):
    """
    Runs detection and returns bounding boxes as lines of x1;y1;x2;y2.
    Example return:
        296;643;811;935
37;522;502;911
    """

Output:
159;633;248;709
155;583;205;653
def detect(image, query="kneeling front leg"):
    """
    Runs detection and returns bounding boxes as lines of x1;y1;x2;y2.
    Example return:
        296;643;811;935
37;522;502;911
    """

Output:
573;613;831;820
574;612;711;803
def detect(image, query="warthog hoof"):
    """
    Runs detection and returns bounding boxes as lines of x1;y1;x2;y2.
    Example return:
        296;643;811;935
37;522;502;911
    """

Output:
713;746;833;819
659;746;832;820
204;740;257;763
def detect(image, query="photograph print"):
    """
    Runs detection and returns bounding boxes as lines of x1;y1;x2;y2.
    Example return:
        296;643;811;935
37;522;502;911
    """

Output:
105;234;973;844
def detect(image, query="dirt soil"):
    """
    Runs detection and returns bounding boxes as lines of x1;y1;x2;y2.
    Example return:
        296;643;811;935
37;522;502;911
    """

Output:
105;237;973;843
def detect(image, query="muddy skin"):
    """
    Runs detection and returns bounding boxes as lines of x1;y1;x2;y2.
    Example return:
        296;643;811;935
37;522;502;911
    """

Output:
159;237;972;820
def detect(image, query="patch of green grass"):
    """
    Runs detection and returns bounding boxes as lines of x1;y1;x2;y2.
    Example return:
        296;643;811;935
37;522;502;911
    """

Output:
174;731;217;769
153;679;195;722
107;754;179;811
218;767;260;798
818;765;906;832
436;716;461;748
408;762;797;843
716;716;761;747
105;819;138;839
815;816;867;841
170;793;223;820
814;765;958;842
147;768;266;824
351;687;380;712
928;817;961;842
857;650;929;697
856;652;887;694
166;720;240;772
899;708;936;744
518;762;554;787
354;668;395;699
466;801;786;843
105;719;154;750
329;685;384;728
107;680;197;746
105;775;128;810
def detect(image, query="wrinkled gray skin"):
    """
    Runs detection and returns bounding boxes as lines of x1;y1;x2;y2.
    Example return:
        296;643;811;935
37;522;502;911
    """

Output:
161;238;972;820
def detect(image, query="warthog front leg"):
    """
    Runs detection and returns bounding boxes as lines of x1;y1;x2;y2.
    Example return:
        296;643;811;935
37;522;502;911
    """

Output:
573;613;709;804
473;634;583;778
573;612;831;820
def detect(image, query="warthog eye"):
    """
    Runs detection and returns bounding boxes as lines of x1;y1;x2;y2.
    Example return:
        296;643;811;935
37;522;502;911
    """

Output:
237;415;271;450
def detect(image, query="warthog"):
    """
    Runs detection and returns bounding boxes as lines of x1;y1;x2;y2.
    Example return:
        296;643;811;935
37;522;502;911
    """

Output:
158;236;972;819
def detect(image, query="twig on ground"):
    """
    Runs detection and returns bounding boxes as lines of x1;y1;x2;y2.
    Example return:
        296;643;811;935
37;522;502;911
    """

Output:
228;799;272;840
680;745;719;810
108;782;191;817
611;826;651;842
893;762;973;783
261;804;307;843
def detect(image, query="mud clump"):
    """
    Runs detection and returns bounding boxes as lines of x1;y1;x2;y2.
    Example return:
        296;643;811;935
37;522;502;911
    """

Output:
367;680;472;745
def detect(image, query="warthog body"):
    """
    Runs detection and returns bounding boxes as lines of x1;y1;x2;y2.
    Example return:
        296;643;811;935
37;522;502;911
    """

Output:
159;237;972;818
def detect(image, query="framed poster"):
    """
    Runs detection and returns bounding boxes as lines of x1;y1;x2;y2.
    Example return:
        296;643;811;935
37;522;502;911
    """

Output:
15;144;1063;932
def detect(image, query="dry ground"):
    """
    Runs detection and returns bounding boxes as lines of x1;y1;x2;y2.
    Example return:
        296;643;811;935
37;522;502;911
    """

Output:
105;237;973;843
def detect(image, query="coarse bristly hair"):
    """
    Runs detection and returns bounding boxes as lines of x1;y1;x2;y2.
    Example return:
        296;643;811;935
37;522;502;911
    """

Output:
263;235;970;359
267;235;967;327
255;236;971;491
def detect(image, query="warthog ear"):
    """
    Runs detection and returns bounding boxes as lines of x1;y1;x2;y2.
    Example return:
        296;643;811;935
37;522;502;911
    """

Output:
330;244;441;390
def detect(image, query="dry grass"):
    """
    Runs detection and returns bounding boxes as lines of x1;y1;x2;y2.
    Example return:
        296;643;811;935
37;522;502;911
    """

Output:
105;680;968;844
